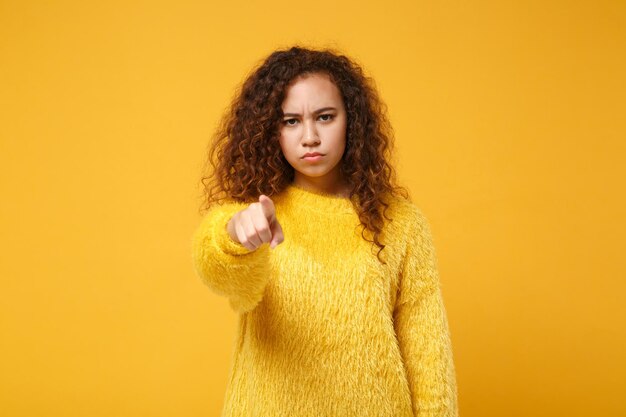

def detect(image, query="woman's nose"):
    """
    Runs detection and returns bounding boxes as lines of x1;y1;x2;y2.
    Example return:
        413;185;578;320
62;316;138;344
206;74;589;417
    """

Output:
302;120;319;142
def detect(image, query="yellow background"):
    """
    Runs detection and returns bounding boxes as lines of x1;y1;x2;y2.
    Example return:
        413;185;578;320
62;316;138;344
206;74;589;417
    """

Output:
1;1;624;416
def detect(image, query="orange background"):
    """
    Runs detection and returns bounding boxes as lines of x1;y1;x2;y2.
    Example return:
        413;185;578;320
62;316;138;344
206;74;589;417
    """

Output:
1;1;624;416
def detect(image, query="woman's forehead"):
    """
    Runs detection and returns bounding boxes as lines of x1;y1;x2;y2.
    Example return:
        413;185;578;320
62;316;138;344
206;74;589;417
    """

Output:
282;75;343;110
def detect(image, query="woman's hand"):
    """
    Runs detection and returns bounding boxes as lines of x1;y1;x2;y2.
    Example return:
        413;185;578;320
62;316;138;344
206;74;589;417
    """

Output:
226;195;285;251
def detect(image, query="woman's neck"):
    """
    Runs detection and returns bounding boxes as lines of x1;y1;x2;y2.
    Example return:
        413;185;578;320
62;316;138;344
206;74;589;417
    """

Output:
292;177;351;198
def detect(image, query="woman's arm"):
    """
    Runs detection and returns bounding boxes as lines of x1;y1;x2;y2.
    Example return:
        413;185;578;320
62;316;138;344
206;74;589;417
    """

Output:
393;206;459;417
191;202;272;313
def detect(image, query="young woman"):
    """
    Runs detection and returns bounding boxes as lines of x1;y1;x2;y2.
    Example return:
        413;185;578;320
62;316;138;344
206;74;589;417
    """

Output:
191;45;459;417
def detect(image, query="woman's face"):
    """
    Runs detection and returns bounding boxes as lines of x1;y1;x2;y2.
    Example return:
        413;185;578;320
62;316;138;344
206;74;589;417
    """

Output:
278;72;348;193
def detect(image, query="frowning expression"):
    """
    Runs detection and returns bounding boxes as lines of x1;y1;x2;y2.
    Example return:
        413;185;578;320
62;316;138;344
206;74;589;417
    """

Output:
278;72;347;186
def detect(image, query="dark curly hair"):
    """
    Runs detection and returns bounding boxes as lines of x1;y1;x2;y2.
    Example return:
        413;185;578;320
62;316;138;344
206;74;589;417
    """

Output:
197;45;411;264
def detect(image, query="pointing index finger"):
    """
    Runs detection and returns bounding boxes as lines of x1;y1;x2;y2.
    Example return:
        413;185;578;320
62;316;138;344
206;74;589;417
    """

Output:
258;195;276;222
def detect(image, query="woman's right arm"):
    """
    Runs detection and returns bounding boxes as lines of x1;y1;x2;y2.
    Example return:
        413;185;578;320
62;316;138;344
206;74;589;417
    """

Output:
190;202;272;314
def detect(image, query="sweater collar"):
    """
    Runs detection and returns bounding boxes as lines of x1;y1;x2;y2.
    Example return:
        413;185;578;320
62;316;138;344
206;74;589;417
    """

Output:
277;183;357;215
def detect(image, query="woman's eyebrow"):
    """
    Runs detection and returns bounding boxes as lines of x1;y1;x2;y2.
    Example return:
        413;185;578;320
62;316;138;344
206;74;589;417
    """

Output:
282;107;337;117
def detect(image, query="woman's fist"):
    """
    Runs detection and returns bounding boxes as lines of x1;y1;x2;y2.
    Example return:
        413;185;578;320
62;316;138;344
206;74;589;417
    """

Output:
226;195;285;251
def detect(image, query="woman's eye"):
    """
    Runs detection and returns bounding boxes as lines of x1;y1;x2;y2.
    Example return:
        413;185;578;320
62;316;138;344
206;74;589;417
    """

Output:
283;115;333;126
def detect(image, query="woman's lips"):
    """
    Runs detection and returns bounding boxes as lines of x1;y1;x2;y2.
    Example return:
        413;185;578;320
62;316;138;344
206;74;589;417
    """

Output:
302;155;323;162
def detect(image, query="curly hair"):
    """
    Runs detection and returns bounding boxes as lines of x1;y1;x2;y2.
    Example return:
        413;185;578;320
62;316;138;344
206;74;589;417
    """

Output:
197;45;411;264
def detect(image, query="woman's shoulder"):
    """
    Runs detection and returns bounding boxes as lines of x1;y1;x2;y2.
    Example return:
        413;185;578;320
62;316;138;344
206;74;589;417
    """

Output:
384;191;424;218
383;192;432;236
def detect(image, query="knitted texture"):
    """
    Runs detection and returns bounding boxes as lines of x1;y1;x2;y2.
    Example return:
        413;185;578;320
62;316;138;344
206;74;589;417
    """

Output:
191;183;459;417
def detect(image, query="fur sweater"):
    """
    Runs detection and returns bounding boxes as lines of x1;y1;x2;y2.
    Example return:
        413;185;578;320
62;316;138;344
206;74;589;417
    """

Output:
191;183;459;417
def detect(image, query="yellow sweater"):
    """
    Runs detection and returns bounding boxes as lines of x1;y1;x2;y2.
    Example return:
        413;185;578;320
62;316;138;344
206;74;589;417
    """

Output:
191;183;459;417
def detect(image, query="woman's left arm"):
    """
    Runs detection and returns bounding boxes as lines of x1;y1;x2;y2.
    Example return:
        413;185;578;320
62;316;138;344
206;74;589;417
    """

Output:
393;207;459;417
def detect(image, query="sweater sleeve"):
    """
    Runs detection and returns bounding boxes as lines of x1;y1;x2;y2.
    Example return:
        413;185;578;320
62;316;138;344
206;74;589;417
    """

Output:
393;207;459;417
190;201;272;314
